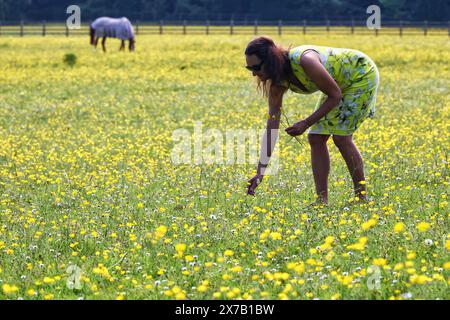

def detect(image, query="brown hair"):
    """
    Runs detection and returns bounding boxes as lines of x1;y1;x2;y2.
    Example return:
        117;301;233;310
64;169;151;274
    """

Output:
244;36;291;96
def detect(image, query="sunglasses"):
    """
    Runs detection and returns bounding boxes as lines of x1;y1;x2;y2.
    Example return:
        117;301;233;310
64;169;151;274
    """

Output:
245;60;264;72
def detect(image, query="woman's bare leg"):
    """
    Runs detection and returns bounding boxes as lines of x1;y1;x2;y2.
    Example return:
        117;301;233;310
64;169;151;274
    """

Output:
332;135;367;200
308;133;330;204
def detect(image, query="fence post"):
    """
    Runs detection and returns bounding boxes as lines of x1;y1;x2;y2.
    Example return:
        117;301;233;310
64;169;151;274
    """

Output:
136;20;139;35
326;19;330;33
423;20;427;36
42;20;46;36
230;19;234;35
20;20;24;37
183;20;187;35
206;20;209;35
303;20;307;34
159;20;163;34
254;19;258;35
278;19;282;36
399;20;403;37
66;24;69;37
351;19;354;34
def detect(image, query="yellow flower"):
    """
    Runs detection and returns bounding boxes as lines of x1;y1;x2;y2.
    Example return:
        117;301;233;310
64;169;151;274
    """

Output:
197;285;208;293
224;250;234;257
336;275;354;286
394;263;404;271
278;293;288;300
331;293;341;300
324;236;335;244
116;294;125;300
259;230;270;240
407;252;416;260
274;272;290;280
287;262;305;274
346;237;368;251
230;266;243;273
222;274;232;280
445;239;450;251
409;274;432;285
416;222;430;232
372;258;388;266
44;293;54;300
43;277;55;284
269;232;282;240
175;292;186;300
216;257;224;263
362;219;377;231
175;243;187;252
172;286;182;294
319;236;335;250
93;264;112;280
394;222;405;233
2;284;19;295
154;225;168;240
27;289;36;296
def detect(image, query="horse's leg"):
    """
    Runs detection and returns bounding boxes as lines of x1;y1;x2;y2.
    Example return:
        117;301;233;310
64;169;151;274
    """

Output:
94;37;99;48
120;40;125;51
102;37;107;52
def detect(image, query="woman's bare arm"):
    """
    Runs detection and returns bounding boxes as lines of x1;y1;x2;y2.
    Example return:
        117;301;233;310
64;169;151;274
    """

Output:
257;85;284;173
301;51;342;126
285;51;342;136
248;85;285;195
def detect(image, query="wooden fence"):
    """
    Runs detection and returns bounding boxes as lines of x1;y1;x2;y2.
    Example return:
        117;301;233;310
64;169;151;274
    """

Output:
0;20;448;37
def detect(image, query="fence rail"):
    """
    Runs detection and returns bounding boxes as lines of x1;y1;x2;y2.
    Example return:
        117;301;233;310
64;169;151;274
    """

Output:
0;20;448;37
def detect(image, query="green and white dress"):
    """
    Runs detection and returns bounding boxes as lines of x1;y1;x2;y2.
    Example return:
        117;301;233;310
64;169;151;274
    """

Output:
286;45;380;136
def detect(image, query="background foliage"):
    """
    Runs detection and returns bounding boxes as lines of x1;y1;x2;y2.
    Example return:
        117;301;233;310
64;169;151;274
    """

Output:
0;0;448;22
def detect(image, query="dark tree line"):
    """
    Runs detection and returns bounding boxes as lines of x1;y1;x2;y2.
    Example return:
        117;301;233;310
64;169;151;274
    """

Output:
0;0;448;22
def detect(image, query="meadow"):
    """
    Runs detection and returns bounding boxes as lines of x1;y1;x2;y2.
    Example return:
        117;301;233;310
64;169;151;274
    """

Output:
0;33;448;300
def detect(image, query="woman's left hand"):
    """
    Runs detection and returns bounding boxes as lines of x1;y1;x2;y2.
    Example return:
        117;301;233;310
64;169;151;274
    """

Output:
285;120;309;136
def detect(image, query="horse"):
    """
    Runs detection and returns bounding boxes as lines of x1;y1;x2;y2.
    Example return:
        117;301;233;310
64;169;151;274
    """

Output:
90;17;135;52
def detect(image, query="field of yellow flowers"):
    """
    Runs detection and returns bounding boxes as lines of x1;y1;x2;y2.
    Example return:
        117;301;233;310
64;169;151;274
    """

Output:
0;34;448;300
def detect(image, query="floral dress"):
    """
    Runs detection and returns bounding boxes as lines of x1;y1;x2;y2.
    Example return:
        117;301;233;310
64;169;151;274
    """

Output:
286;45;380;136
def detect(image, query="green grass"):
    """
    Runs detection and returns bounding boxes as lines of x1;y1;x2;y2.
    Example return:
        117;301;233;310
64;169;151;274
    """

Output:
0;35;448;300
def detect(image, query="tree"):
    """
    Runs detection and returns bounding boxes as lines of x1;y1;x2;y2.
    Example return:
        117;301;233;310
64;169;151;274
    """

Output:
0;0;448;22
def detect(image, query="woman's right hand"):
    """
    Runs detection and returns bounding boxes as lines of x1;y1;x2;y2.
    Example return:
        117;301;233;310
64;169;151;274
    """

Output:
247;173;264;196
